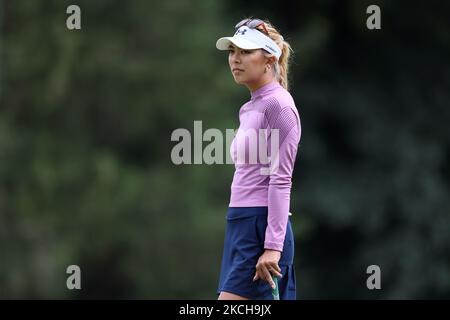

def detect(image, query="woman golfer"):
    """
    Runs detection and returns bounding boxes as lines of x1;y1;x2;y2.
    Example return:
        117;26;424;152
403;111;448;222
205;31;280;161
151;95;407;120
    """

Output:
215;18;301;300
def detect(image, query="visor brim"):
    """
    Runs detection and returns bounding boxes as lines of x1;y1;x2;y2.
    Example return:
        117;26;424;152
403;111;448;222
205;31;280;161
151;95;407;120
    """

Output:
216;36;262;51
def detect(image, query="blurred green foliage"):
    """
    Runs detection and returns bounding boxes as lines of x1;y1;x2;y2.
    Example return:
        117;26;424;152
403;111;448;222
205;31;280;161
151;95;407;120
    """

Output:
1;0;449;299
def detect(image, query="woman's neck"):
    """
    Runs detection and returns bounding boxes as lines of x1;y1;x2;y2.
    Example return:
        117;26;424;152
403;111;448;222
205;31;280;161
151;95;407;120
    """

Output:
246;76;276;93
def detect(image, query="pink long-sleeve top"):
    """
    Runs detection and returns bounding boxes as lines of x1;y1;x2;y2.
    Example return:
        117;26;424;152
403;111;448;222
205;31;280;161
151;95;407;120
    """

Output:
229;80;301;252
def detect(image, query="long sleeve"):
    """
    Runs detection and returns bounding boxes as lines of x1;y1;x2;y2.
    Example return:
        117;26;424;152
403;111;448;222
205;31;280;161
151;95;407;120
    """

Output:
264;105;301;252
228;80;301;251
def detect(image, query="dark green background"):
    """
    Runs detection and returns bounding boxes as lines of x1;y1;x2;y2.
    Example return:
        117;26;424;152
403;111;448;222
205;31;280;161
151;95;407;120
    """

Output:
1;0;449;299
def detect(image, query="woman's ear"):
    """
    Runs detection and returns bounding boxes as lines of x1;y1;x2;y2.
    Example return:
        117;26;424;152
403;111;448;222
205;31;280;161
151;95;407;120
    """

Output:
265;56;276;70
266;55;276;66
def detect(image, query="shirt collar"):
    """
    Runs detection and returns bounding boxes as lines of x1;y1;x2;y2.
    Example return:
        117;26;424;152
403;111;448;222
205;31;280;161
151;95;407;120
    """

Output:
250;80;281;100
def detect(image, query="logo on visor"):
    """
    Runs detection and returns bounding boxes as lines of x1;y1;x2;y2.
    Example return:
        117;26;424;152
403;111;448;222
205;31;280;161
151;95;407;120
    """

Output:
235;28;248;36
265;44;276;53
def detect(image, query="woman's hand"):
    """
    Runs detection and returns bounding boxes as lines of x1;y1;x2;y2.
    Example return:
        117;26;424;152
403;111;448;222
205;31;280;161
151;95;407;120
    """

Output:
253;249;283;289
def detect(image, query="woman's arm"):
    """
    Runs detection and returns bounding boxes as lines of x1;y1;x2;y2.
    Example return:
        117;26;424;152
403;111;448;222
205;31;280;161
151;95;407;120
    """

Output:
265;106;300;252
253;104;301;288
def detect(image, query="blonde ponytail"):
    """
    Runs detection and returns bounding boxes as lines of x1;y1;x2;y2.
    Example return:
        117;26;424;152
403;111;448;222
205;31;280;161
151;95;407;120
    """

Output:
262;20;293;90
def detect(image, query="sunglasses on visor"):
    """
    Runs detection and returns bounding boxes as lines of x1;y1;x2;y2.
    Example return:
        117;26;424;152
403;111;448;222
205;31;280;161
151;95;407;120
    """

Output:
235;18;270;36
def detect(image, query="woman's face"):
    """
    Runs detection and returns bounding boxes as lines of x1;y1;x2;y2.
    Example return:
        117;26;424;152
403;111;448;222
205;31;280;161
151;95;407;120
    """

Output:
228;44;269;85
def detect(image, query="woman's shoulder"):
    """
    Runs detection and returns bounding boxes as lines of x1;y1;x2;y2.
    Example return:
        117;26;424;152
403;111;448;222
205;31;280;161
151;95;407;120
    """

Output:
262;84;296;106
261;89;298;118
261;88;301;139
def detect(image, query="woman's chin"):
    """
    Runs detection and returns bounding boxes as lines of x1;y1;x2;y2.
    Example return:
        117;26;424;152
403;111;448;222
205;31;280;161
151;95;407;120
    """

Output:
233;76;246;85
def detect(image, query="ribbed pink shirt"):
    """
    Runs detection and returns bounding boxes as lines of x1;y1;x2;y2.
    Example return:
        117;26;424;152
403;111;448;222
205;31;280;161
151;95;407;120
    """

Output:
229;80;301;252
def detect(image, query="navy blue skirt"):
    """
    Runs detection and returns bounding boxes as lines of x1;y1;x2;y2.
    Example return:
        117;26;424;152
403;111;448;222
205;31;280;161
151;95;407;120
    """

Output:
217;206;296;300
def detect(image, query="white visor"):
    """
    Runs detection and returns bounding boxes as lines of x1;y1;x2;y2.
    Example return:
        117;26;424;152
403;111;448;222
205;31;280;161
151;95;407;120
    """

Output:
216;26;282;60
